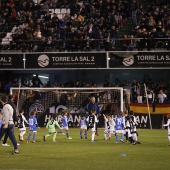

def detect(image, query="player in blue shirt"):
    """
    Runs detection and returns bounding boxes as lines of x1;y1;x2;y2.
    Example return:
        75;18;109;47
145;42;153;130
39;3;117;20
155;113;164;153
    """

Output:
60;110;72;139
27;111;40;143
79;114;88;139
115;111;125;143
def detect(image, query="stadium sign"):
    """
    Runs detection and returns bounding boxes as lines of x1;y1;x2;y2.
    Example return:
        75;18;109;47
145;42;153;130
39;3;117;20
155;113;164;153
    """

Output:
109;52;170;68
134;114;163;129
0;54;24;69
25;53;106;69
27;101;163;129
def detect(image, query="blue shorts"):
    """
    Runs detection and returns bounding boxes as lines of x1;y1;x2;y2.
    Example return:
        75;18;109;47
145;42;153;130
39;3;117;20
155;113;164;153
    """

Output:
29;126;37;132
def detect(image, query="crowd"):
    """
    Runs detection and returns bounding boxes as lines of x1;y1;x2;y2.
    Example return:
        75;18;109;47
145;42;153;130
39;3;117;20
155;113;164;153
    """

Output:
0;0;169;52
132;0;170;51
1;74;170;105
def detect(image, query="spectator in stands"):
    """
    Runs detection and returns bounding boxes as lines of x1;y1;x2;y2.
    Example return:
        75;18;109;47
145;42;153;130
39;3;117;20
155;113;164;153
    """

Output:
93;27;102;51
46;35;55;51
121;34;129;51
131;78;137;102
41;1;49;15
110;25;117;49
157;89;167;103
5;81;12;95
135;29;146;51
12;78;19;87
123;82;131;111
32;74;43;87
131;0;139;24
0;15;5;27
136;82;145;103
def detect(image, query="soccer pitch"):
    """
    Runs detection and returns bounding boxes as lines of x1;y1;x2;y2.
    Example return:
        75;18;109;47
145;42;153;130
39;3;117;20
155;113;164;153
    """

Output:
0;128;169;170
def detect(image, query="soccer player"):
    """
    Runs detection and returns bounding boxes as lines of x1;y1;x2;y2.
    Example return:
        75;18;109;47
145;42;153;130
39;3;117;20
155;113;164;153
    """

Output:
87;108;98;143
124;115;134;144
124;110;129;142
44;113;61;142
87;96;100;136
60;110;72;139
103;114;115;140
163;114;170;146
115;111;125;143
128;110;140;145
27;111;40;143
18;109;27;141
79;114;88;139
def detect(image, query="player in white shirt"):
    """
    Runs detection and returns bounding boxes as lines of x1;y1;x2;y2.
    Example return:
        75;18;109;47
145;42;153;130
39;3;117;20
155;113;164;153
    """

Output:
103;114;115;140
87;109;98;143
128;110;140;145
123;110;129;142
163;114;170;146
79;114;88;139
18;109;28;141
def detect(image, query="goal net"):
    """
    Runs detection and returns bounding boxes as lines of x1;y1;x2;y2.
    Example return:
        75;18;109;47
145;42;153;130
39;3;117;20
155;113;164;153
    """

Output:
10;87;124;127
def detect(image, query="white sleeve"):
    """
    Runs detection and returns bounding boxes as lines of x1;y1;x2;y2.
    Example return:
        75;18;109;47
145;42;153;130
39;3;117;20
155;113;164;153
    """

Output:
133;116;138;125
103;114;107;121
110;119;115;126
95;115;98;123
22;115;28;124
164;120;170;126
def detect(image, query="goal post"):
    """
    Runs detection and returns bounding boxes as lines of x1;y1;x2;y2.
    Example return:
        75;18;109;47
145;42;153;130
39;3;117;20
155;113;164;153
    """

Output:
10;87;124;127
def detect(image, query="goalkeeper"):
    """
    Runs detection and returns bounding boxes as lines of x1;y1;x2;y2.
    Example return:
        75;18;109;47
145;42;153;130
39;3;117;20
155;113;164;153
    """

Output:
43;114;61;142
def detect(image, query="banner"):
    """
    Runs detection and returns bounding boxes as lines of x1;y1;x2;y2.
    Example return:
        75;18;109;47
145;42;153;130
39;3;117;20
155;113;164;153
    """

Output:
134;114;163;129
26;101;164;129
29;102;104;127
130;103;170;114
0;54;24;69
130;103;166;129
25;53;106;69
109;52;170;68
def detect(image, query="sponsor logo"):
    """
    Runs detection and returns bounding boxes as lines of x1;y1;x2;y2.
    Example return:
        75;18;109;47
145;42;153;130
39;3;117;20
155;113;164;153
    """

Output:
38;54;49;67
122;56;134;66
29;103;44;118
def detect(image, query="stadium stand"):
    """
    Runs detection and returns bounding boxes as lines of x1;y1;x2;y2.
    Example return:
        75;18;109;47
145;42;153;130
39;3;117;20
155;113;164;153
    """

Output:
0;0;169;52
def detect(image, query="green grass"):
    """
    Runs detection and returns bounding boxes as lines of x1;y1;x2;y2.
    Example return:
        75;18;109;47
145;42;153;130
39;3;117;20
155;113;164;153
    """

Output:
0;128;169;170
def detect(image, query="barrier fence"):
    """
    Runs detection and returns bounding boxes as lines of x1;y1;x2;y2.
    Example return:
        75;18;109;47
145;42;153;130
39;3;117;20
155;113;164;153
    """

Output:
0;51;170;69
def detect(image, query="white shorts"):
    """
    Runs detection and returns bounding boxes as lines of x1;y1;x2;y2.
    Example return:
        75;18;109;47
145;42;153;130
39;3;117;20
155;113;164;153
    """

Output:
19;127;26;131
168;129;170;134
109;129;115;134
104;129;115;135
116;130;124;134
80;125;87;130
104;129;109;133
62;126;69;130
91;124;96;132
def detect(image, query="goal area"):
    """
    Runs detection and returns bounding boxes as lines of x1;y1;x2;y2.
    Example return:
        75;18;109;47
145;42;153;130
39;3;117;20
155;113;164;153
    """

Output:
10;87;124;127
